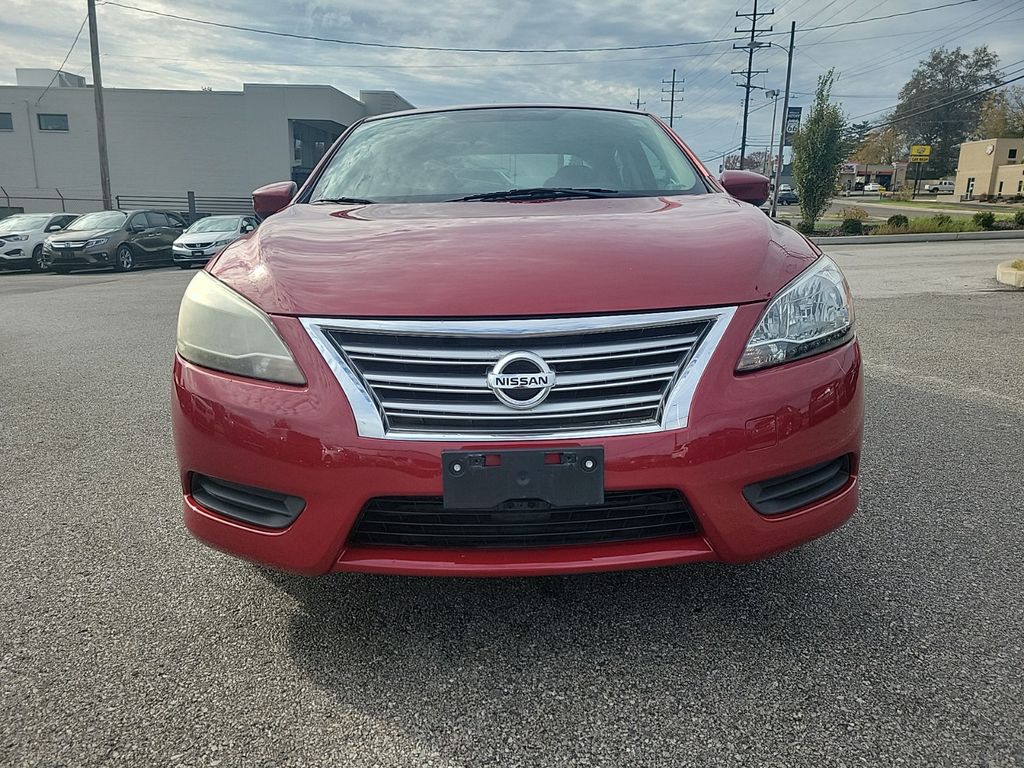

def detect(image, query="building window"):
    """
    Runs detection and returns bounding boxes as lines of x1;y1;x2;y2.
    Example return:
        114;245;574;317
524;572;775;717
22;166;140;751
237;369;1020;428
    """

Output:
314;140;326;160
965;177;976;199
1010;148;1018;159
1019;180;1023;194
998;181;1004;194
293;138;302;165
37;113;69;132
0;112;12;131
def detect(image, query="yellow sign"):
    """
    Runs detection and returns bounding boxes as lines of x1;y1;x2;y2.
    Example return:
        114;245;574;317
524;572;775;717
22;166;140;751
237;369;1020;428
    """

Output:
909;155;929;163
910;144;932;156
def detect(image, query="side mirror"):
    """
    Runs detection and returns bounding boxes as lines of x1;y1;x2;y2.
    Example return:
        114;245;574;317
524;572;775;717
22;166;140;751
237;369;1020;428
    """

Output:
720;170;771;207
241;223;254;233
253;181;297;218
47;224;62;232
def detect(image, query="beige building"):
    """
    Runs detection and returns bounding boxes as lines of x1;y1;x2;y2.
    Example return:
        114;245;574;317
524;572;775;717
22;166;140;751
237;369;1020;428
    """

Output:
954;138;1024;200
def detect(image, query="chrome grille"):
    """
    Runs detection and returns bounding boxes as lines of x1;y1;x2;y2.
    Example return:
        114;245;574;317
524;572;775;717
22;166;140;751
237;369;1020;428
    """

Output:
301;309;736;441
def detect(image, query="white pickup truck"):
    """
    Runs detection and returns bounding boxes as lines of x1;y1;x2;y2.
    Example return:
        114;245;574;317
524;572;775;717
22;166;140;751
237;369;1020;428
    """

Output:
924;180;955;194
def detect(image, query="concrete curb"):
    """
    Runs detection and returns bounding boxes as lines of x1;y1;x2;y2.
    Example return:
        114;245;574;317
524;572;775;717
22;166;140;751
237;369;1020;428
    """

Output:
996;260;1024;288
813;229;1024;246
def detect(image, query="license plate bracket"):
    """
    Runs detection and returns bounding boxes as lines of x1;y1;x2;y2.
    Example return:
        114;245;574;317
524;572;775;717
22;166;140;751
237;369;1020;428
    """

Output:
192;250;205;258
442;448;604;510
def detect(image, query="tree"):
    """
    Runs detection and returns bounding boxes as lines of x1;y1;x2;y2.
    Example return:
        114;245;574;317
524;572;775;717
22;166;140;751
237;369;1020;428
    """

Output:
974;86;1024;139
851;126;906;165
891;46;1002;176
841;120;874;158
724;150;772;171
792;69;846;232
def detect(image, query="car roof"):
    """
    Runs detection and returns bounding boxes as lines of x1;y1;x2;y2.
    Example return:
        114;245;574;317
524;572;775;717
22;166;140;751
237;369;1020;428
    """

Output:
361;103;653;124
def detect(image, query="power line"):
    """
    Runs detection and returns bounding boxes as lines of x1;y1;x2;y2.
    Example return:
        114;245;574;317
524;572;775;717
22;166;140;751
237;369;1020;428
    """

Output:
862;69;1024;131
36;15;89;104
839;0;1019;82
98;0;979;55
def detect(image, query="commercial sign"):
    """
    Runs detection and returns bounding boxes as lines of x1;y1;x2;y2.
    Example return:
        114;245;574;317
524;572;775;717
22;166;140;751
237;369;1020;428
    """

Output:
841;162;858;174
909;156;929;163
910;144;932;157
783;106;802;147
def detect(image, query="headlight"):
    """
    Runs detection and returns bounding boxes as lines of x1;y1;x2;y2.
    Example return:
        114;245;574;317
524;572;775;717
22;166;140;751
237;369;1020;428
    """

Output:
212;237;233;247
7;234;28;241
85;237;108;247
737;255;854;372
176;271;306;385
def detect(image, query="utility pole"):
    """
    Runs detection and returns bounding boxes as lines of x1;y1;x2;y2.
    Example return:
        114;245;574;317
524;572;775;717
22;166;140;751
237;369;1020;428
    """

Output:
733;0;773;167
633;88;645;111
764;89;780;176
87;0;112;209
770;21;796;218
661;69;684;128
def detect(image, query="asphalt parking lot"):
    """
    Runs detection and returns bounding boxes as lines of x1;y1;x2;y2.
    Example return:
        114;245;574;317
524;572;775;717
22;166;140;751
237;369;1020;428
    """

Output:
2;240;1022;767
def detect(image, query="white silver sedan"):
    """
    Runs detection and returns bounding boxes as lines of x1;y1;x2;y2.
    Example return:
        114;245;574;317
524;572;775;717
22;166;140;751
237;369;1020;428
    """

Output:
172;215;259;269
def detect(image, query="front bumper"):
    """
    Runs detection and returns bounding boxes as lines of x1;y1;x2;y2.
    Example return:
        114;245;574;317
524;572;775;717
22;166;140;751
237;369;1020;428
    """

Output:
173;245;222;264
172;305;863;576
0;247;29;266
46;244;111;267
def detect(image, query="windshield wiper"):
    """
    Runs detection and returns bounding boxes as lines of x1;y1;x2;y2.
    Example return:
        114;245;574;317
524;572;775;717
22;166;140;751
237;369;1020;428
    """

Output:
310;196;376;205
448;187;623;202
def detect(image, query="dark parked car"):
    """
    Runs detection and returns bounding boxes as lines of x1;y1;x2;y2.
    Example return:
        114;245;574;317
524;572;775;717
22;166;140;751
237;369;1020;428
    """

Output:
777;189;799;205
45;209;186;273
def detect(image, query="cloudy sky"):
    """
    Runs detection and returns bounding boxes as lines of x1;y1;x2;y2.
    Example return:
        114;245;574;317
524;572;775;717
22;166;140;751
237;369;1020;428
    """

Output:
3;0;1023;163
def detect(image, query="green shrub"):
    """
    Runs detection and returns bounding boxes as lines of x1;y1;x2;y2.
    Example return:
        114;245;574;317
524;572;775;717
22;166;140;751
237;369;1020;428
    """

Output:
839;218;864;235
1013;209;1024;227
972;211;996;230
796;221;815;235
886;214;909;229
1011;259;1024;270
871;215;981;236
837;206;869;221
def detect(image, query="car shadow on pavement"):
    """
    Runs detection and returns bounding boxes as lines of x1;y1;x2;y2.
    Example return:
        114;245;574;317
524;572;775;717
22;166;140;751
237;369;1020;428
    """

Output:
260;541;884;757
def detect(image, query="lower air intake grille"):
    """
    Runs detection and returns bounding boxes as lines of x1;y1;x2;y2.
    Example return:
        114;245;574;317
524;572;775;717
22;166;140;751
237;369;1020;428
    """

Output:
742;455;852;516
349;489;698;548
191;474;305;529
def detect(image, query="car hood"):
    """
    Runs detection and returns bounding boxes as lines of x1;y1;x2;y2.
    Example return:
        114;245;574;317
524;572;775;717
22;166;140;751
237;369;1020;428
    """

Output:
177;230;236;245
211;194;819;317
49;228;118;242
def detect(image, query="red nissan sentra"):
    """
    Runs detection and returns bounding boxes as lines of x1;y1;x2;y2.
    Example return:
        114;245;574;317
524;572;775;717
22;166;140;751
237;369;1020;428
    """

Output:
172;105;862;577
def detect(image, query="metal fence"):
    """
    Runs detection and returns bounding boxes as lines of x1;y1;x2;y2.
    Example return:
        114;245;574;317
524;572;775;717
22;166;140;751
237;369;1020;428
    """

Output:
0;187;253;222
115;193;254;222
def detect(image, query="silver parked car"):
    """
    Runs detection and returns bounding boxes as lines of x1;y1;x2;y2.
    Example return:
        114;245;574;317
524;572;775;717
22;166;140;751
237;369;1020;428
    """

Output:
172;215;259;269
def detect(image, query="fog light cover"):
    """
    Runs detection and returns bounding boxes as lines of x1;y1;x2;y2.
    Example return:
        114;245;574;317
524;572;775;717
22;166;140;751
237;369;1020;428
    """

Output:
738;255;854;372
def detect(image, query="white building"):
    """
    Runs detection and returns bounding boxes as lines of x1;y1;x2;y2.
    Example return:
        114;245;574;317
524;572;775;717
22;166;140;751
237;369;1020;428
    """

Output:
0;69;414;214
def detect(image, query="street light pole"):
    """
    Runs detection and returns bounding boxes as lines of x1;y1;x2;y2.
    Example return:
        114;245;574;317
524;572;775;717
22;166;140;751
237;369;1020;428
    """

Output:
764;89;780;176
770;21;795;219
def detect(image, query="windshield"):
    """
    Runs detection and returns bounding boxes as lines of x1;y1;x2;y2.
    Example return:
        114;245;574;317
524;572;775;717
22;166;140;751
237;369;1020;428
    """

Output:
186;216;241;233
67;211;127;231
0;215;50;232
308;107;707;204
